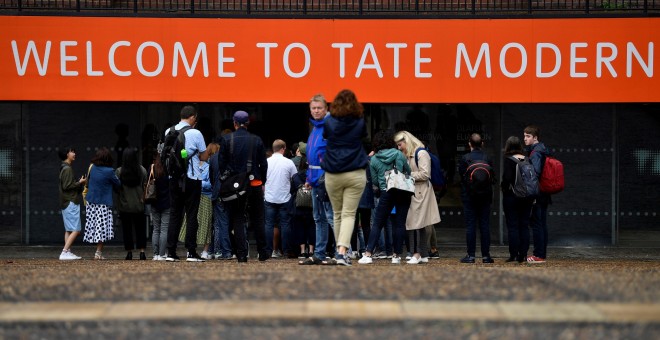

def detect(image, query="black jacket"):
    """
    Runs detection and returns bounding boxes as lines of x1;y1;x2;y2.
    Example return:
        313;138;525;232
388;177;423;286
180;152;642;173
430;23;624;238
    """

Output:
458;148;494;200
217;128;268;186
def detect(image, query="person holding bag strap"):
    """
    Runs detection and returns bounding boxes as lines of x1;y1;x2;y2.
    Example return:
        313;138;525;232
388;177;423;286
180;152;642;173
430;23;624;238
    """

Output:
216;110;269;263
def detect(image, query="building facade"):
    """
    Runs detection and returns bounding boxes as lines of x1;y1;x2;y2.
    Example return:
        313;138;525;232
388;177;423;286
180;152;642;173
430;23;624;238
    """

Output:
1;5;658;246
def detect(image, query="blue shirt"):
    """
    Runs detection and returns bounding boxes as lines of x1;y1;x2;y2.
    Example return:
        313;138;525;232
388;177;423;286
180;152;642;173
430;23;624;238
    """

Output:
165;122;207;180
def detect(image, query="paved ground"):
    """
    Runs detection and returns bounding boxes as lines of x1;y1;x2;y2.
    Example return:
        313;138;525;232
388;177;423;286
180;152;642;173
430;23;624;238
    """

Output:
0;245;658;339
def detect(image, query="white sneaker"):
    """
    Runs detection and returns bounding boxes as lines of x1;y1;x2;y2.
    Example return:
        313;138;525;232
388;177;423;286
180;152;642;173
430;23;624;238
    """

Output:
358;255;373;264
391;255;401;264
201;251;211;260
68;251;82;260
407;256;421;264
152;255;160;261
59;251;76;261
272;250;282;258
420;257;429;263
156;255;166;261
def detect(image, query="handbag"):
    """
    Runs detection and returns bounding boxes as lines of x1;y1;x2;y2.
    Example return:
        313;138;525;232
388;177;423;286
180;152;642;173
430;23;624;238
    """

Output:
295;185;313;208
82;164;93;205
144;164;157;204
385;164;415;195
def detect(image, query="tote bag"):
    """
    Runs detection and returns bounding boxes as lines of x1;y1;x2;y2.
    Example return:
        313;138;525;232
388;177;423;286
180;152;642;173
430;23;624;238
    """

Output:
384;164;415;194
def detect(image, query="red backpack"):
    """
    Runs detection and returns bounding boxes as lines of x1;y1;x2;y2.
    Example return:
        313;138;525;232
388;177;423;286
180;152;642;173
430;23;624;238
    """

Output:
539;156;564;194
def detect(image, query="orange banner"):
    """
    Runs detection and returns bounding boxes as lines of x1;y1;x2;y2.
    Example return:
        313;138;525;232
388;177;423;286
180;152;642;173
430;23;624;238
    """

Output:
1;16;658;103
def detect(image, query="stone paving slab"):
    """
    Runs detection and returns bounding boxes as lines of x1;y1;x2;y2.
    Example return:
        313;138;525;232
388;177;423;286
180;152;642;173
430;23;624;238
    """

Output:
1;301;659;324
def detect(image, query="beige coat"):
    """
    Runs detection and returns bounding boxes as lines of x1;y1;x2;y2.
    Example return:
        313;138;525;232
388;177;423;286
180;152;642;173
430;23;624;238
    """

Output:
405;149;441;230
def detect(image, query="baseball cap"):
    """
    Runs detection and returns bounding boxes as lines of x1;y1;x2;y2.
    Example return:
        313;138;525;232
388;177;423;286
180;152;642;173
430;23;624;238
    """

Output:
233;110;249;124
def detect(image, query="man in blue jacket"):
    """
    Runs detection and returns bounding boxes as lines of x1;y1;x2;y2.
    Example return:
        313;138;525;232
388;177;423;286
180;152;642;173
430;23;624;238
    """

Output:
217;110;269;262
524;125;550;264
299;94;335;265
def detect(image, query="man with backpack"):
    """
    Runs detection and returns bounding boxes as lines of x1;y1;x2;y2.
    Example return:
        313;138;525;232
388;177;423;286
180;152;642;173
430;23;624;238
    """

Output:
163;105;212;262
458;133;495;264
524;125;551;264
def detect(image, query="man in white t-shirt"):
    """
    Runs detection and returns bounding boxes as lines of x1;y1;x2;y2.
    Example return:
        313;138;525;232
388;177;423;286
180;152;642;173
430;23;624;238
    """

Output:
164;105;212;263
264;139;297;258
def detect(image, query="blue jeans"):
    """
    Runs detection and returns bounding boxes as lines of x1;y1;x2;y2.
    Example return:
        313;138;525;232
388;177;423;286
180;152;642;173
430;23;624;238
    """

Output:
212;201;231;257
503;194;532;260
265;201;292;255
368;190;411;256
531;194;550;259
151;208;170;257
462;198;491;257
312;186;334;259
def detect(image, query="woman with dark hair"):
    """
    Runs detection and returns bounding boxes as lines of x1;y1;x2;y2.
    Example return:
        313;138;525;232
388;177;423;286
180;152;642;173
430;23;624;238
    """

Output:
150;152;171;260
292;154;316;259
358;130;412;265
502;136;533;263
83;147;121;260
115;147;148;260
321;89;369;266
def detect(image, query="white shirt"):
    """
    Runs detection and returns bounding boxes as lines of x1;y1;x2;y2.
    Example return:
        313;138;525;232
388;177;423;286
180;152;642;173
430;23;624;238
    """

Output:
265;153;297;204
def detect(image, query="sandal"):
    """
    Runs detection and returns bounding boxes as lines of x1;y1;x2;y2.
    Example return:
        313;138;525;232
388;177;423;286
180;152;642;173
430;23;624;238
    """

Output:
321;258;337;265
298;255;322;265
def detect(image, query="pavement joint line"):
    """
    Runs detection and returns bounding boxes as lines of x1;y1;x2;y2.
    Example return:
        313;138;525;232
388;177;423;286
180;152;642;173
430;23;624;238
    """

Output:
0;301;658;323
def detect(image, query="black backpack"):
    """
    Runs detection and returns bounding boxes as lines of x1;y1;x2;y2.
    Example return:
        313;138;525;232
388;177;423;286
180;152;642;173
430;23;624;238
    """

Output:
508;156;540;199
160;125;195;185
464;160;494;201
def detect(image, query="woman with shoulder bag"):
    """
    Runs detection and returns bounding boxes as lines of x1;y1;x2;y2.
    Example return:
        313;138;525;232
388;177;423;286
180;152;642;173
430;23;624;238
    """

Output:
115;147;148;260
83;147;121;260
149;152;171;261
292;156;315;259
358;131;412;265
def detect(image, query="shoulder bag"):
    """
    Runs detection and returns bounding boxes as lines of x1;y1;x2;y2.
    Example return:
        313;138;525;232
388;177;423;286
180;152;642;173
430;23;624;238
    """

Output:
82;164;93;205
385;163;415;195
144;164;157;204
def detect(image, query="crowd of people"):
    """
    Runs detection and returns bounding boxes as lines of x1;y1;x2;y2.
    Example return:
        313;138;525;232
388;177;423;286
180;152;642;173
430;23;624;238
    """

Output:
57;90;553;265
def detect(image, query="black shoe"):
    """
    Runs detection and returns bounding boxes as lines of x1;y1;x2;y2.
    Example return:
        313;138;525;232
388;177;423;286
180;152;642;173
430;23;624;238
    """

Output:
258;252;270;262
139;252;146;261
428;251;440;259
237;257;248;263
186;252;206;262
460;255;475;263
505;256;517;263
165;253;180;262
125;252;133;260
482;256;494;263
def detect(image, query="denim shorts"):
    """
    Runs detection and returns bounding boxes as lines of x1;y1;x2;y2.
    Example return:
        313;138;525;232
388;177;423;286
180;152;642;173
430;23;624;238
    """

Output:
62;202;81;232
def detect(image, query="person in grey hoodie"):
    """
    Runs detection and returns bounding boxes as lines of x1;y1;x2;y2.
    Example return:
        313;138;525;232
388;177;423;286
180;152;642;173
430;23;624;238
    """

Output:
358;130;412;265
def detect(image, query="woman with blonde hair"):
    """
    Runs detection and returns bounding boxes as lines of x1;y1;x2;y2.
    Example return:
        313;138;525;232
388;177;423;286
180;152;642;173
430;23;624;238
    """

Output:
393;131;441;264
